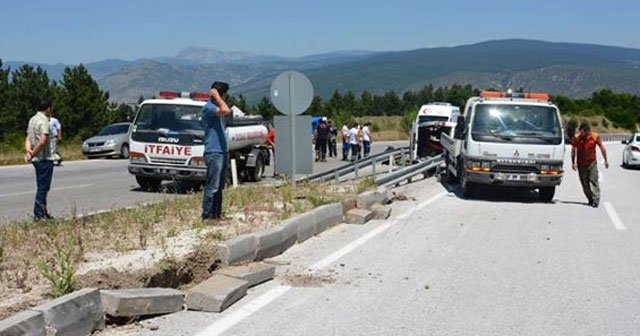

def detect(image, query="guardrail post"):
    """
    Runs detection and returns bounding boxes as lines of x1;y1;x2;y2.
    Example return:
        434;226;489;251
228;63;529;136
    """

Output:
230;159;239;188
334;169;340;182
388;154;393;174
372;157;377;177
401;149;406;167
355;162;359;178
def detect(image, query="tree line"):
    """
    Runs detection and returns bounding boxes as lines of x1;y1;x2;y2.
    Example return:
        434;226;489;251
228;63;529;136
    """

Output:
1;57;638;144
0;59;133;143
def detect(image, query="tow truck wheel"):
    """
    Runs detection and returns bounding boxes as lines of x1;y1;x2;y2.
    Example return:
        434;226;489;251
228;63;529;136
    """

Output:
461;177;475;199
136;176;162;191
539;187;555;202
248;156;265;182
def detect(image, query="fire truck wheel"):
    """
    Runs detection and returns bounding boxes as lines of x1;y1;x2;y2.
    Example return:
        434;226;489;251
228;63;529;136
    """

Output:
136;176;162;191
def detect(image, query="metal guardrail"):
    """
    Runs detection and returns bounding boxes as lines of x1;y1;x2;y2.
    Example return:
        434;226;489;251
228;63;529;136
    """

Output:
600;133;632;142
298;146;410;183
375;154;443;187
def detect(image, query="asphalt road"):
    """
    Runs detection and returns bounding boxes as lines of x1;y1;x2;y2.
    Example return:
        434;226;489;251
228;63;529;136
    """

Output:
0;141;407;223
124;142;640;336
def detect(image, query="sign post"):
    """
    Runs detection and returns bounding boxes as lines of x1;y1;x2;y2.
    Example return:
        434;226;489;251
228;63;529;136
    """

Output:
270;71;314;188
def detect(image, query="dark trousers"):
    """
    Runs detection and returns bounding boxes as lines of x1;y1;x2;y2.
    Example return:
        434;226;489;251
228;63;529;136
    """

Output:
350;144;361;161
329;139;337;157
33;160;54;218
578;161;600;205
202;152;228;219
317;139;328;160
363;140;371;157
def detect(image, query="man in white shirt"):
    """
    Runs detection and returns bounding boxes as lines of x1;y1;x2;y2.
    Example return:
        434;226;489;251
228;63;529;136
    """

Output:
341;124;350;161
362;122;372;157
49;115;62;164
348;124;360;161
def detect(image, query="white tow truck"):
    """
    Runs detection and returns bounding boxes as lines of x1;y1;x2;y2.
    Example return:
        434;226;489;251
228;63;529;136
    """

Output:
441;91;565;201
410;102;461;161
128;91;269;190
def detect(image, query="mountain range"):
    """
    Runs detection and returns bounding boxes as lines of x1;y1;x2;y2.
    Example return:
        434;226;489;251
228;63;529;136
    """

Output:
4;39;640;103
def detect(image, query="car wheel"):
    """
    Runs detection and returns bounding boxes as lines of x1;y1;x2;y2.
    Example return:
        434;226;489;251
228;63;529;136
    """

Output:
120;144;130;159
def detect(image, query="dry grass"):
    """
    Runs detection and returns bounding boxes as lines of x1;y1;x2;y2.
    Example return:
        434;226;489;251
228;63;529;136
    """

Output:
0;140;85;166
563;115;631;135
0;182;357;319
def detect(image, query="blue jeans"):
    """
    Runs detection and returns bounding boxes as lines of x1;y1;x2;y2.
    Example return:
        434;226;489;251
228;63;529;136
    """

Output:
363;140;371;157
33;160;54;218
202;152;228;220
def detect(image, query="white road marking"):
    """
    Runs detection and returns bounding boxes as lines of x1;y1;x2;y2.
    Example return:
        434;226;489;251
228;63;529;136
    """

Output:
604;202;626;231
0;184;93;198
194;190;448;336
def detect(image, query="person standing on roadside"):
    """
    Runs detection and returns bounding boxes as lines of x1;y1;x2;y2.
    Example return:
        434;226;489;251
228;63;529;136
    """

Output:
315;117;329;162
24;98;55;220
571;123;609;207
327;120;337;158
201;81;231;221
49;114;62;163
362;122;372;157
341;124;350;161
265;123;277;177
349;123;360;161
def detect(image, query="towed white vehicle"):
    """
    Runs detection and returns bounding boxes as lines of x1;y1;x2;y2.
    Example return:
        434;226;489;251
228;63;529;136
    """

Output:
442;91;565;201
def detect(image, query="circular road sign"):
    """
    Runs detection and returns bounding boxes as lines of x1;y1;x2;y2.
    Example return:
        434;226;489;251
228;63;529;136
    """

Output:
270;71;314;115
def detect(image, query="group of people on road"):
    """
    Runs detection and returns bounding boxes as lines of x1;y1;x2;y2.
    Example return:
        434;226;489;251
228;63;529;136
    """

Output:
341;122;372;162
314;118;373;163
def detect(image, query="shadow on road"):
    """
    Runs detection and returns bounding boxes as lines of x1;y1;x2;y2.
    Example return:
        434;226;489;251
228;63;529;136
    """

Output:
439;177;550;204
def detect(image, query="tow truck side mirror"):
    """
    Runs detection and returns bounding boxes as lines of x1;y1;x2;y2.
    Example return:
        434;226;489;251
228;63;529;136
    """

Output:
621;139;628;144
454;116;466;139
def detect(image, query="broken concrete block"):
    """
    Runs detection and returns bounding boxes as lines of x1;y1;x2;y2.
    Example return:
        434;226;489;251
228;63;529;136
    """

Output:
32;288;104;336
0;310;45;336
374;187;391;204
254;227;286;261
215;263;275;287
279;219;299;252
101;288;184;317
356;190;377;209
342;197;357;212
345;208;374;225
186;275;249;312
216;234;257;265
371;203;392;219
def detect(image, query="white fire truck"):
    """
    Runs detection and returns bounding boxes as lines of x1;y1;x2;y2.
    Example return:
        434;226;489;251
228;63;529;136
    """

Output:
128;91;269;190
441;91;565;201
410;102;461;161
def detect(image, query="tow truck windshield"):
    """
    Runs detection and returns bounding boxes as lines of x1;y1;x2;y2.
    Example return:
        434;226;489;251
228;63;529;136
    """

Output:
471;104;562;144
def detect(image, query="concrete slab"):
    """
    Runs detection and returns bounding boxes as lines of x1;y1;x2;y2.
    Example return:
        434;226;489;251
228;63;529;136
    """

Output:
186;275;249;312
216;234;257;265
356;190;378;209
255;227;286;261
345;208;374;225
32;288;104;336
279;219;299;252
101;288;184;317
342;197;357;212
215;263;275;287
315;203;343;233
371;203;392;219
296;212;317;243
0;310;44;336
375;187;391;204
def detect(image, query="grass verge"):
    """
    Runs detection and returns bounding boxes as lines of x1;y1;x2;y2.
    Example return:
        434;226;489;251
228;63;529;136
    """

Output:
0;182;360;319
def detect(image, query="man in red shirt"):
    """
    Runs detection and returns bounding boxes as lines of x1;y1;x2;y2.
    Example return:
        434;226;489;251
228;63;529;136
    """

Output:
571;123;609;207
264;123;277;177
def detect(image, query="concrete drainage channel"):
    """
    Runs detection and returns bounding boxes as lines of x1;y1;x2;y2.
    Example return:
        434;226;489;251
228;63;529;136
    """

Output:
0;188;393;336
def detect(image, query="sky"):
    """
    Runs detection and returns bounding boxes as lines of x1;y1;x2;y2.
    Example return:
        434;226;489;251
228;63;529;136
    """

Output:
2;0;640;64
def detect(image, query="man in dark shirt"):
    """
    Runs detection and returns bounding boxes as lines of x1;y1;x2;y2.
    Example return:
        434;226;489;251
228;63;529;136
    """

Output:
201;81;231;221
315;117;329;162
